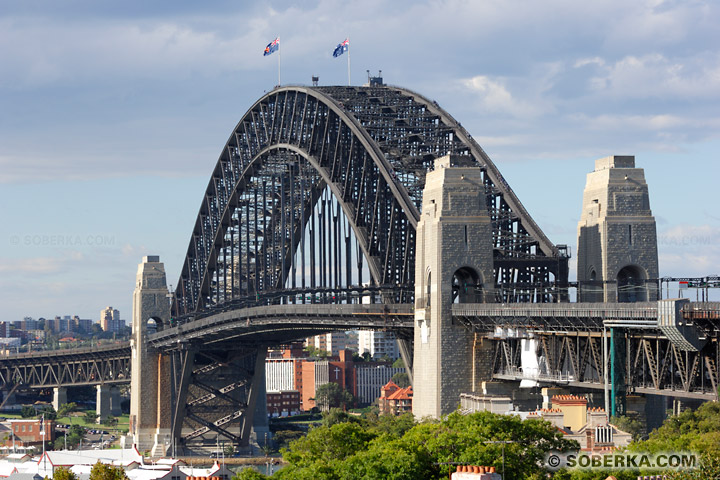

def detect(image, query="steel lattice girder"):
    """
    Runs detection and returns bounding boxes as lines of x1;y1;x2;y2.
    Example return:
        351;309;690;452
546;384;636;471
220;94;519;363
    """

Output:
491;333;719;400
173;85;568;316
0;344;131;387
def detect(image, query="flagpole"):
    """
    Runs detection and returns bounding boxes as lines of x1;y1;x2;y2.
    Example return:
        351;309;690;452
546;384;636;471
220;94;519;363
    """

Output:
347;37;351;86
278;37;281;86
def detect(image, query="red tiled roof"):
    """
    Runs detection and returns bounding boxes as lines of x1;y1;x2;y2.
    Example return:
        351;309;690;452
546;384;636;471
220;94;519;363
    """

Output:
387;386;413;401
381;381;399;391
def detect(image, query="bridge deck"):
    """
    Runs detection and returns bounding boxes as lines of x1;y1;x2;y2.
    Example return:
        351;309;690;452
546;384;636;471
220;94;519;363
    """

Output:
149;303;414;349
452;302;659;331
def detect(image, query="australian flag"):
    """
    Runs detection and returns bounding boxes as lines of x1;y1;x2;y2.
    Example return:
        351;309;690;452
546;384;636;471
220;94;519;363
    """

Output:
333;38;349;58
264;37;279;56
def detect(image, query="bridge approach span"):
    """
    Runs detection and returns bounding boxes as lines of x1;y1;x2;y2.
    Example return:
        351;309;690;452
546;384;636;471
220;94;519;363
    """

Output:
0;343;131;388
148;303;414;350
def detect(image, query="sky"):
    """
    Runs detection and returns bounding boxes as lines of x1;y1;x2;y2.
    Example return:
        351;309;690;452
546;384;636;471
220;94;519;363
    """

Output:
1;0;719;322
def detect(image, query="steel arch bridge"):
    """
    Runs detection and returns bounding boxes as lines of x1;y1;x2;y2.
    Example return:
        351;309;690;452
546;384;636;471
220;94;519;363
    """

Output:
150;84;570;449
173;85;568;319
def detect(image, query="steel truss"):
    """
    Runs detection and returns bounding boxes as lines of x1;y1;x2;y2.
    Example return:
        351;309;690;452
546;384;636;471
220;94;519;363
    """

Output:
166;84;569;448
0;344;130;388
492;332;719;400
168;346;265;447
174;85;568;318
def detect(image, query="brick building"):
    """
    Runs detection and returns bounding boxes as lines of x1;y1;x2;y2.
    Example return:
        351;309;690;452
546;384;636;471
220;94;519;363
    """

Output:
266;390;301;417
7;419;55;447
301;350;354;410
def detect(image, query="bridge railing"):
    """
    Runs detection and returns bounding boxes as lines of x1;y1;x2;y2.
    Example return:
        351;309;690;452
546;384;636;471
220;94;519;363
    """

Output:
169;285;414;329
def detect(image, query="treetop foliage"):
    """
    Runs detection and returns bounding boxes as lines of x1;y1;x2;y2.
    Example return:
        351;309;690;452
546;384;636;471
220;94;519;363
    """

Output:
258;410;577;480
89;461;128;480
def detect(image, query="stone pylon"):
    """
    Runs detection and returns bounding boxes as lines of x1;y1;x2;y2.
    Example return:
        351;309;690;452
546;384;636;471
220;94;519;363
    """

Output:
128;256;172;456
412;155;495;419
577;156;659;302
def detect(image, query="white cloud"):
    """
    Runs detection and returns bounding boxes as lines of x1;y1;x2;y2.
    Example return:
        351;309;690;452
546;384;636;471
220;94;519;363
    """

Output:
658;224;720;276
0;257;65;274
587;53;720;99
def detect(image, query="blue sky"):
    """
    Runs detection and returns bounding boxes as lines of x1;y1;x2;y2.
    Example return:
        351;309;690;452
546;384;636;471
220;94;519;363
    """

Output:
1;0;719;321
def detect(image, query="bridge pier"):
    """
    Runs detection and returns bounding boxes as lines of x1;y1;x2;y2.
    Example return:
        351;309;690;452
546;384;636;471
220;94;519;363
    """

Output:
96;385;110;421
110;386;122;416
52;387;67;411
96;385;122;419
128;255;172;456
413;155;495;418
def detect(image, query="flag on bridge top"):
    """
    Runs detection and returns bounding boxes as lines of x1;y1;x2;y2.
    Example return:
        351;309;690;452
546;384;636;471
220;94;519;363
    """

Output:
264;37;280;56
333;38;349;57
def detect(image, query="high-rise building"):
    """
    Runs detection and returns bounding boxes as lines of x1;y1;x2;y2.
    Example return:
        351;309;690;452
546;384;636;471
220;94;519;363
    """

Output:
53;316;73;333
357;330;399;359
21;317;38;331
307;332;352;356
75;317;93;333
100;306;122;333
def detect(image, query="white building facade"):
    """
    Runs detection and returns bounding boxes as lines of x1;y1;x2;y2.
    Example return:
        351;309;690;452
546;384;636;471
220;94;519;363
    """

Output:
355;364;406;404
357;330;400;359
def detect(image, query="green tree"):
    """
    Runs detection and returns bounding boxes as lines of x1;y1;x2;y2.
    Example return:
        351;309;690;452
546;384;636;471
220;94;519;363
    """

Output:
629;401;720;457
21;405;36;418
281;422;376;471
275;410;576;480
233;468;268;480
368;412;415;438
312;382;354;411
627;401;720;479
89;461;128;480
37;405;57;420
392;357;406;369
223;443;235;457
395;411;577;479
84;411;97;424
304;346;329;358
57;402;78;418
391;372;410;388
610;414;644;441
273;430;305;450
666;453;720;479
103;415;118;428
321;408;361;428
61;424;86;450
53;466;79;480
336;437;430;480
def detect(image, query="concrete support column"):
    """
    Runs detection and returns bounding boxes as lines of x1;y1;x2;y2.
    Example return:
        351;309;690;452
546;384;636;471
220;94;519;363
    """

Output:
53;387;68;411
96;385;110;421
110;386;122;416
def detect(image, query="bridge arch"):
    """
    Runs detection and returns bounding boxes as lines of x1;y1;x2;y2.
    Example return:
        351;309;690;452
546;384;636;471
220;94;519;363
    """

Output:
173;85;568;315
452;266;483;304
617;264;648;302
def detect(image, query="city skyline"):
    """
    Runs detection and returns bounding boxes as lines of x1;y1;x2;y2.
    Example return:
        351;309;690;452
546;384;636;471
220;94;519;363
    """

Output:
1;0;719;321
